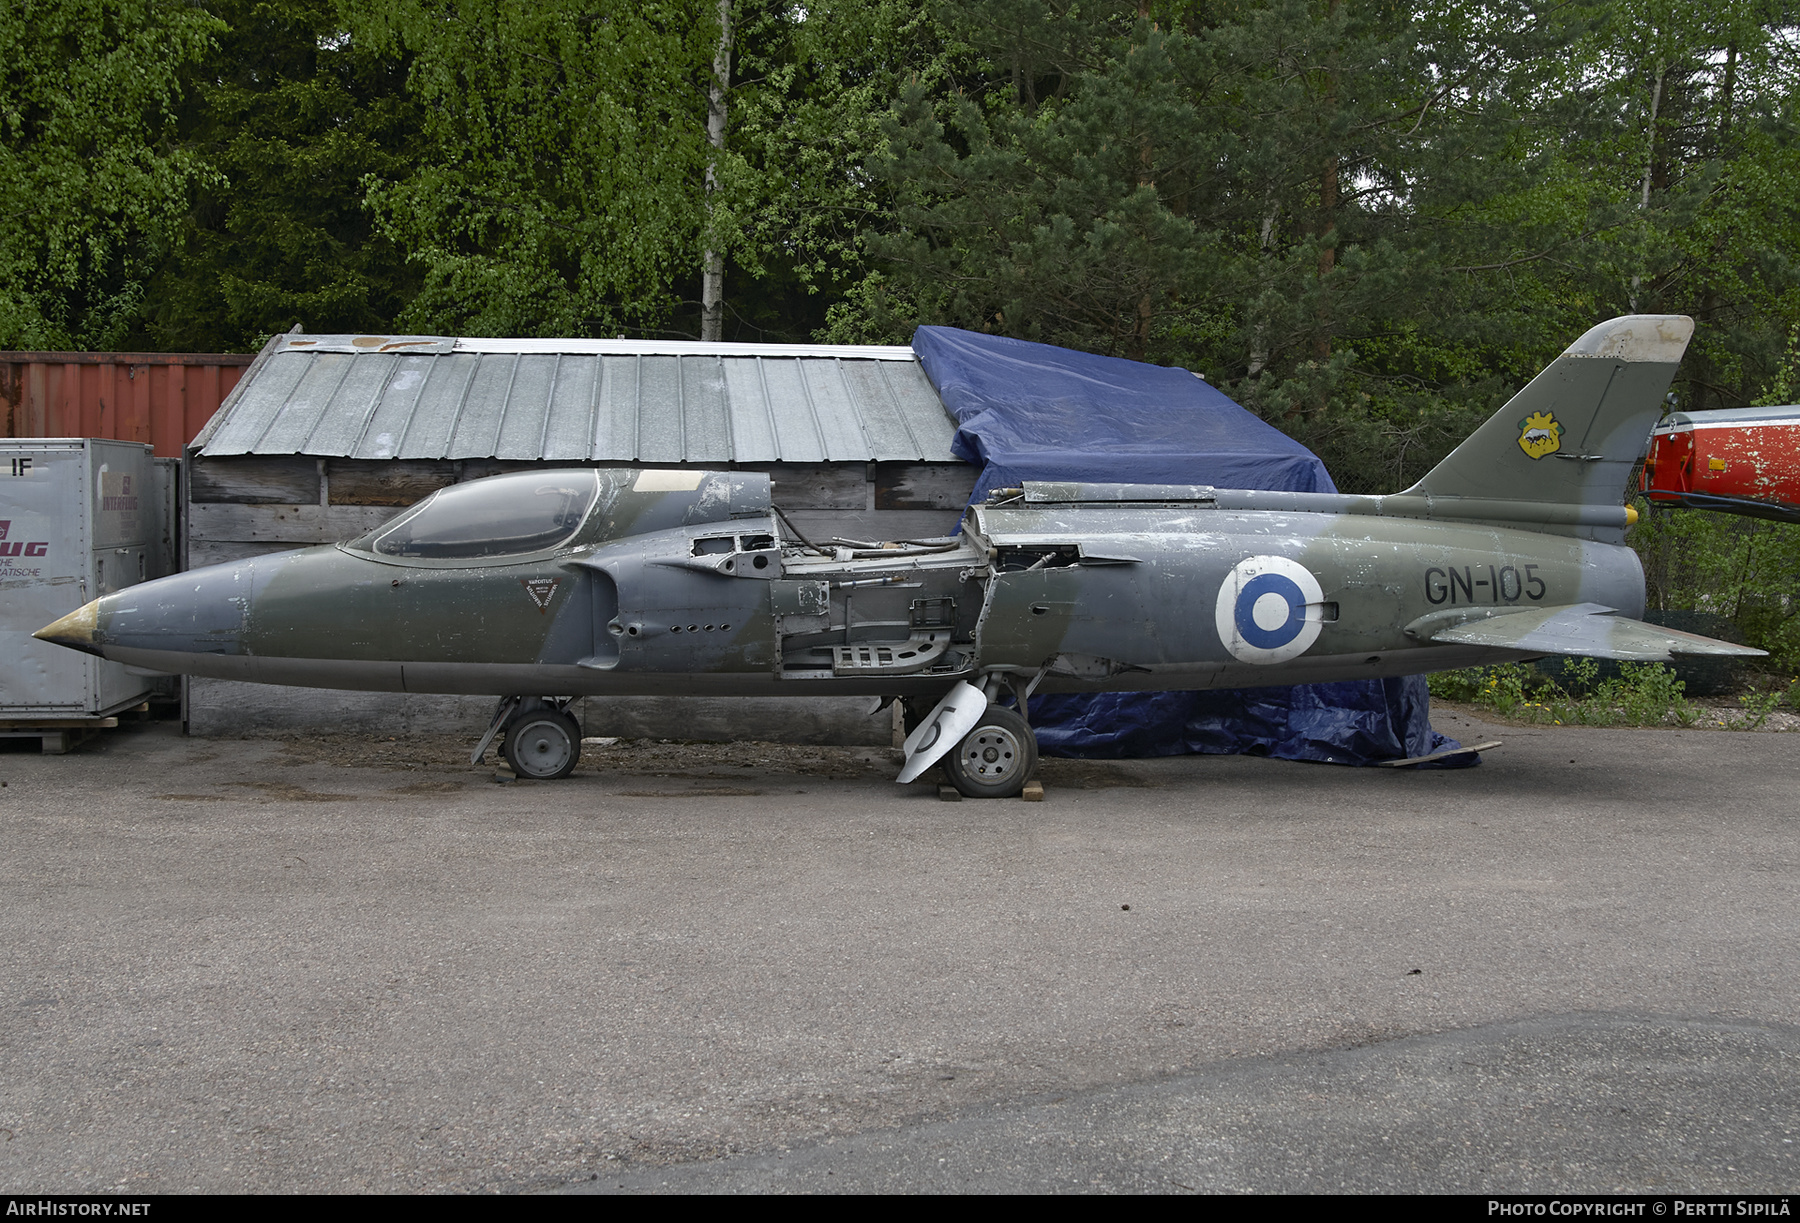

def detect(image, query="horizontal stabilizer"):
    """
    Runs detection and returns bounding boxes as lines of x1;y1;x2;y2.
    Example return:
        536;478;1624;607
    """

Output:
1415;604;1766;661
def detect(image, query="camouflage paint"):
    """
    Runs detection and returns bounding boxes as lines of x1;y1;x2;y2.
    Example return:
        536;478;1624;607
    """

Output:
38;315;1764;704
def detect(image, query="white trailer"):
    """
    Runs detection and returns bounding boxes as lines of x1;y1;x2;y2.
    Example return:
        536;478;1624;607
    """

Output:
1;439;168;751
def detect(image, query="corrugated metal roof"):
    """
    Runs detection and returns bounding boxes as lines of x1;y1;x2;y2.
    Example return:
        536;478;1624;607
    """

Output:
192;333;959;463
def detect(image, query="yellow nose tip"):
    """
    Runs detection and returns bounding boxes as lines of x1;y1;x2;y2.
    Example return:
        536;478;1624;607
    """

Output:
1625;504;1639;526
33;600;101;652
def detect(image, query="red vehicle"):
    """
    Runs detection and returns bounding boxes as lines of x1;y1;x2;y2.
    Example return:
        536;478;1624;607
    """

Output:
1640;405;1800;522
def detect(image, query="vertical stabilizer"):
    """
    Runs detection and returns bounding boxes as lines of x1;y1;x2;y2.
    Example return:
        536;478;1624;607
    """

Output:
1407;315;1692;509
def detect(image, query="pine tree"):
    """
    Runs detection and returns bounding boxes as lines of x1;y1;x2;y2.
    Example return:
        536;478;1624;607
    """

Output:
137;0;423;351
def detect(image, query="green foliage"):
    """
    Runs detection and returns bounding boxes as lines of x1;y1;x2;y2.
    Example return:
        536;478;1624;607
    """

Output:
10;0;1800;464
1429;661;1534;715
726;0;961;341
134;0;423;351
1630;502;1800;672
1734;681;1793;728
1608;661;1698;727
839;0;1800;494
0;0;223;349
347;0;720;338
864;2;1227;359
1429;659;1701;727
852;2;1601;394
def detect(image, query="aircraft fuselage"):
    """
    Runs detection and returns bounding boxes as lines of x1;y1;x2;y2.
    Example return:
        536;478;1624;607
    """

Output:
55;472;1642;699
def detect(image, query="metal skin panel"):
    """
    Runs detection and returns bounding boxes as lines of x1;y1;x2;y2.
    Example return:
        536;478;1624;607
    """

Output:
251;547;596;667
1387;317;1692;542
204;350;313;454
299;353;392;456
718;358;781;462
594;355;640;460
254;352;358;453
838;360;923;459
800;362;874;461
877;361;963;463
88;440;156;552
1420;603;1757;659
87;441;159;711
678;357;733;461
2;445;92;711
393;353;478;459
447;353;519;459
572;539;778;677
64;493;1655;700
633;357;687;463
750;361;828;464
542;357;599;461
358;355;439;460
972;507;1644;688
492;354;562;461
292;352;394;454
38;317;1766;732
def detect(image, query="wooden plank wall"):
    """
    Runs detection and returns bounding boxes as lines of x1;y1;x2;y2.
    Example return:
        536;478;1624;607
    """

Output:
186;457;978;567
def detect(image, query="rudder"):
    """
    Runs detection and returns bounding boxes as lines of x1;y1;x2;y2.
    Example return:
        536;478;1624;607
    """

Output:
1406;315;1693;509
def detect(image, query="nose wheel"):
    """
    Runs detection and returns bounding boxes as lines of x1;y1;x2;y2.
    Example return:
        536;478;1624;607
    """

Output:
473;697;582;779
502;707;582;779
942;706;1037;799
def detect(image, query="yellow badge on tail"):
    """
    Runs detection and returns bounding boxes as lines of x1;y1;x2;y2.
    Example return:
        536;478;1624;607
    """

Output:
1518;410;1562;459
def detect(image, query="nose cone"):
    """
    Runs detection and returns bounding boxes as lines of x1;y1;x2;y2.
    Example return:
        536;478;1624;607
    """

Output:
34;600;104;656
30;560;260;671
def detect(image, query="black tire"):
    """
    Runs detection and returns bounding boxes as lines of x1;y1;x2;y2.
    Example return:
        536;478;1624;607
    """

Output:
502;709;582;780
942;706;1037;799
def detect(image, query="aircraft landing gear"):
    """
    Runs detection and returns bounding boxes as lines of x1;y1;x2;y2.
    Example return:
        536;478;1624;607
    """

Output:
942;705;1037;799
472;696;582;779
896;680;1041;799
504;707;581;780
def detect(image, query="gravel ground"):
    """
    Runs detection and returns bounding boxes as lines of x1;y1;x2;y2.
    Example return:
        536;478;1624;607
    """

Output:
1;709;1796;1193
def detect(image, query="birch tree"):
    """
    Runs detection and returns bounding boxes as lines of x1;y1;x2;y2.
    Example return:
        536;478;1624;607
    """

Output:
0;0;221;348
349;0;717;338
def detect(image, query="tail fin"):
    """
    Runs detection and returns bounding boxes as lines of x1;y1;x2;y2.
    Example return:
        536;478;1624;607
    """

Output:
1406;315;1693;509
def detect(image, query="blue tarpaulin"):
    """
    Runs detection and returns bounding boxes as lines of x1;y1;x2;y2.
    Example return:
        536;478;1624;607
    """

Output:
1028;680;1451;764
912;325;1336;499
910;326;1466;767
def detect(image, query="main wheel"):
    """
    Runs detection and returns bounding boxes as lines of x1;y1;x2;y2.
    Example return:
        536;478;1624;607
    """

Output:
502;708;582;780
942;706;1037;799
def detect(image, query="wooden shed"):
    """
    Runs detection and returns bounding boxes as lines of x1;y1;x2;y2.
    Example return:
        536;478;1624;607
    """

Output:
182;329;978;741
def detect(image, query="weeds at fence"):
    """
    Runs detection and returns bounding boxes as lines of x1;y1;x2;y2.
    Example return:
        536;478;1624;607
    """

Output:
1425;659;1784;728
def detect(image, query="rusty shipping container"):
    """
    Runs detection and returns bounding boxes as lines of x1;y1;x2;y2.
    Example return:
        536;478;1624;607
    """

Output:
0;351;254;458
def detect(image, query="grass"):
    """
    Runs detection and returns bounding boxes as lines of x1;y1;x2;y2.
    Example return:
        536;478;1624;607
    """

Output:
1428;660;1797;729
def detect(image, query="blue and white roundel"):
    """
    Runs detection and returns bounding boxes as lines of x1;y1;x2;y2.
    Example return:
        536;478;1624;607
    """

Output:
1214;555;1325;664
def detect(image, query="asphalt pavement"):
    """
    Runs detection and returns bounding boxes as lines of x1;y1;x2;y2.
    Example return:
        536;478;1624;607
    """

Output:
0;709;1796;1193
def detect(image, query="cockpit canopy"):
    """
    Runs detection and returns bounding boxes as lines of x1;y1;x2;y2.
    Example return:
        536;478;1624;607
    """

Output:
354;471;600;559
